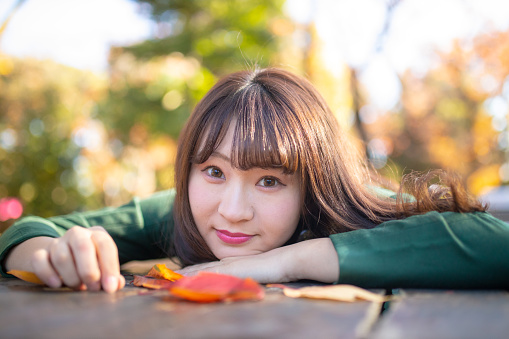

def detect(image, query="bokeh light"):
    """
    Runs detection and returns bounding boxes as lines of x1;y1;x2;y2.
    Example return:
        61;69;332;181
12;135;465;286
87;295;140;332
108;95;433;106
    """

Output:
0;198;23;222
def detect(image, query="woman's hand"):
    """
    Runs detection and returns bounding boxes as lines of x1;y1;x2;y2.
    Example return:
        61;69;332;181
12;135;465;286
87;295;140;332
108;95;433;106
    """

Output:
5;226;125;293
177;238;339;284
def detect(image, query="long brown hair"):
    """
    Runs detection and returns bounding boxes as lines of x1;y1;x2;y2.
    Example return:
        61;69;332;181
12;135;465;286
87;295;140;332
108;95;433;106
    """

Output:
171;67;486;266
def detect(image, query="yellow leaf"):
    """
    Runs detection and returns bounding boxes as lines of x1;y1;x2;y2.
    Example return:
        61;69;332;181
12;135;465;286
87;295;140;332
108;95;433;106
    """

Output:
276;284;389;303
146;264;183;281
7;270;44;285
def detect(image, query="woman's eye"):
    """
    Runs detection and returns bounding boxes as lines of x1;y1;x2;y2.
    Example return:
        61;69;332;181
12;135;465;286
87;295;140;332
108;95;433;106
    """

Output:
257;177;280;187
205;166;224;179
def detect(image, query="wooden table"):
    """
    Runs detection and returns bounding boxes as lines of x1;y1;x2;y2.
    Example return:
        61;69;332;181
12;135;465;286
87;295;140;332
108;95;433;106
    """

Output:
1;262;508;339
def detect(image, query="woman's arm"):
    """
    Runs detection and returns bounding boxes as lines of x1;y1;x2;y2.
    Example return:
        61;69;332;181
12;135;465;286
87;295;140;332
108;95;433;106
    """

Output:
332;211;509;289
0;189;176;291
177;237;339;284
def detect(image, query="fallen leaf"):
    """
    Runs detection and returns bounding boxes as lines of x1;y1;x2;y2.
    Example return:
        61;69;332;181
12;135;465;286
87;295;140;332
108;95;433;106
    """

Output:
132;265;264;303
228;277;265;301
270;284;389;303
146;264;183;281
7;270;44;285
168;272;264;303
132;275;174;289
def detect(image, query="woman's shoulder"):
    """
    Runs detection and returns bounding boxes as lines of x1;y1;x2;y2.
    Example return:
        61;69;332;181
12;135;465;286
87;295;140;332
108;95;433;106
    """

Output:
379;210;508;230
138;188;176;205
137;188;176;223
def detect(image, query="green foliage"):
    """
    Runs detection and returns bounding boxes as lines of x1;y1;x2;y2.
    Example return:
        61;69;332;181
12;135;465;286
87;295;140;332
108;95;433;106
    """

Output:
99;0;286;143
99;53;216;141
0;58;106;231
127;0;285;72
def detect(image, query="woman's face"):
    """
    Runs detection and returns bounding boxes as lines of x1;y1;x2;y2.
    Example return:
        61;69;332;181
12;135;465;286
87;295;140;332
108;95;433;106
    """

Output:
188;125;302;259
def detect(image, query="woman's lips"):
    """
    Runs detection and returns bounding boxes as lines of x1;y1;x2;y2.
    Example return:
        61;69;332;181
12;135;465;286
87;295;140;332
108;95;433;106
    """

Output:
215;229;254;245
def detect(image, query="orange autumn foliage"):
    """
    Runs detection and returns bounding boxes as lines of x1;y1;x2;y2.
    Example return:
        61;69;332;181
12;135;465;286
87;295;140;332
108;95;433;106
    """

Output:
146;263;184;281
7;270;44;285
169;272;264;303
132;275;175;289
133;265;264;303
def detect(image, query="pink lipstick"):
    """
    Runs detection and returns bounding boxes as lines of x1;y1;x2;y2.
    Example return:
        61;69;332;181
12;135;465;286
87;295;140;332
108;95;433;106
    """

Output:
216;229;253;245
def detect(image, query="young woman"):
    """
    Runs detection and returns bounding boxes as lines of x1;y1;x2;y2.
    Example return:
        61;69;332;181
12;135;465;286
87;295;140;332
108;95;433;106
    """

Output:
1;68;508;293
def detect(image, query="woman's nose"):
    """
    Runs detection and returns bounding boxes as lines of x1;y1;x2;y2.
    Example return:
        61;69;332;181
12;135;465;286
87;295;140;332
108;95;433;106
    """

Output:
217;184;254;223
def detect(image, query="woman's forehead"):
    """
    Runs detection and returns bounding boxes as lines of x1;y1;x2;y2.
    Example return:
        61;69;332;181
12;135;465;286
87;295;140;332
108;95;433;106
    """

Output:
214;123;235;155
194;120;233;156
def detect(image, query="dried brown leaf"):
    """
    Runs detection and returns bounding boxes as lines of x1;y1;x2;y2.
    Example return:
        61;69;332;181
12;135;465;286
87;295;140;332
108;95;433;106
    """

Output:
275;284;389;303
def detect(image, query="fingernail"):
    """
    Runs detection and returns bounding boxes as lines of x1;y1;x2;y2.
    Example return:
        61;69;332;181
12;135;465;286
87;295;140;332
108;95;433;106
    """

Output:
118;275;126;289
103;276;117;293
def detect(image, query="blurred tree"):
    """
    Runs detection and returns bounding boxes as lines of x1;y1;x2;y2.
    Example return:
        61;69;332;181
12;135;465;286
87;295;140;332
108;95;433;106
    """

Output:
0;0;27;41
100;0;288;139
349;0;402;160
367;31;509;195
0;58;107;231
126;0;286;73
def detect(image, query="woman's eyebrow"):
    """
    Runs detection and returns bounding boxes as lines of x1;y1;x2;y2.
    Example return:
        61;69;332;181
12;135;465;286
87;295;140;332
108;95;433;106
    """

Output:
209;151;231;162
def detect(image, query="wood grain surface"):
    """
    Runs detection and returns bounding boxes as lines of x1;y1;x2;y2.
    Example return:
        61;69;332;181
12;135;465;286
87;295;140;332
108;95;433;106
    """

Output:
3;261;507;339
0;275;383;339
371;289;509;339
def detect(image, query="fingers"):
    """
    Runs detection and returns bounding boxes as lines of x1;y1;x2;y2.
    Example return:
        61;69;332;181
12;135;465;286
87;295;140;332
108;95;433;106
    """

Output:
118;274;126;290
49;238;82;289
30;226;123;293
32;246;62;288
90;227;121;293
66;227;101;291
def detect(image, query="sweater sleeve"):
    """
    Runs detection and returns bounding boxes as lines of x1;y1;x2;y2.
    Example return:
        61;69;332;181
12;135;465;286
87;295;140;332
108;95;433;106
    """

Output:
330;211;509;289
0;189;176;277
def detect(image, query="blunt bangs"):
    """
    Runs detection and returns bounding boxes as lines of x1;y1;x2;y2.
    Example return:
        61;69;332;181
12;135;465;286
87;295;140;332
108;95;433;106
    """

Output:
192;81;300;174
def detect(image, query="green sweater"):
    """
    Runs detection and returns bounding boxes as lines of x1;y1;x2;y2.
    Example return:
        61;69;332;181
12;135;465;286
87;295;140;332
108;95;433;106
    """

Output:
1;189;508;289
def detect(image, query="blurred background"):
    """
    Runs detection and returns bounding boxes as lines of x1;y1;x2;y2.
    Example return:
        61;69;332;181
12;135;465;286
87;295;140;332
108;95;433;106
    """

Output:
1;0;509;231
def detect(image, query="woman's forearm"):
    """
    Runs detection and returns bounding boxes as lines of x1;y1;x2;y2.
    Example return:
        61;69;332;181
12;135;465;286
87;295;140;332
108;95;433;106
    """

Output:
177;237;340;284
286;238;339;283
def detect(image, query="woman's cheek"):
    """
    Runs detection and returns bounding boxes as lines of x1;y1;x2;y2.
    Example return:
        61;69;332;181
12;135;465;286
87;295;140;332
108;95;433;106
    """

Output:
262;195;301;243
188;170;212;223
